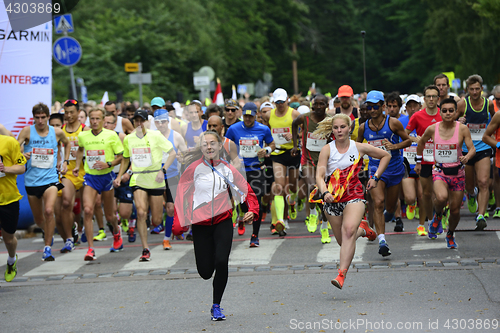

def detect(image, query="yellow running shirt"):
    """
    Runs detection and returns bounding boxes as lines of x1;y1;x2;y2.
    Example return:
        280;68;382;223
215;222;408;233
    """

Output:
269;107;294;155
78;128;124;176
62;123;85;188
123;129;173;189
0;135;27;205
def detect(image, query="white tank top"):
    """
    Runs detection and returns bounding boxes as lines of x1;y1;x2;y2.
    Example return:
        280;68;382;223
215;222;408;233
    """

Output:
326;140;360;175
115;116;124;133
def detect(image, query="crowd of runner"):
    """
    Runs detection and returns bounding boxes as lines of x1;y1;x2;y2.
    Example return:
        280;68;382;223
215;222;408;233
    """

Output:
1;72;499;321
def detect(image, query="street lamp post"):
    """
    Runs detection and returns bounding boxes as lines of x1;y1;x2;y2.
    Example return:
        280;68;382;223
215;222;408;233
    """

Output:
361;30;367;92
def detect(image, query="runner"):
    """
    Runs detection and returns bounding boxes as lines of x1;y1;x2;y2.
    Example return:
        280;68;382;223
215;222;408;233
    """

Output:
314;114;388;289
335;85;358;121
223;99;241;134
357;91;412;257
114;110;175;261
0;123;14;137
457;74;495;230
17;103;70;261
73;107;125;261
0;134;27;281
434;73;461;106
225;102;275;247
261;88;301;234
172;130;259;321
406;86;443;236
291;94;330;242
416;98;475;246
104;101;135;134
207;115;241;170
182;102;207;149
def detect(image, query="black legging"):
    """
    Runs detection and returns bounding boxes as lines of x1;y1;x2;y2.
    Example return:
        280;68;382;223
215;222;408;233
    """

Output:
192;217;233;304
242;169;264;236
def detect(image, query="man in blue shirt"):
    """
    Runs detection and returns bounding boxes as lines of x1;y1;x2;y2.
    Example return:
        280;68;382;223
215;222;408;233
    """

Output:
225;103;275;247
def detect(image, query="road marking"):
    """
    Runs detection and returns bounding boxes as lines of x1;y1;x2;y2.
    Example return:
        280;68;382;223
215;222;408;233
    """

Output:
120;244;193;271
32;238;64;243
23;248;110;276
229;238;285;265
0;252;36;267
316;238;368;263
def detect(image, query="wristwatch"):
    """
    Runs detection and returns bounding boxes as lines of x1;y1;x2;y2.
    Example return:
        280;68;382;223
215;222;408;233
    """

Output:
126;169;133;176
107;162;112;168
63;160;69;164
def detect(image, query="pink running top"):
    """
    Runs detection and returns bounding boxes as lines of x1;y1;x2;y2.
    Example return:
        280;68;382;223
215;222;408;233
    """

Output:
433;121;462;168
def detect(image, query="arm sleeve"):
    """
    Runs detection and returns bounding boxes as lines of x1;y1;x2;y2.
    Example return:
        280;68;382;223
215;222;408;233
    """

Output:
172;164;195;234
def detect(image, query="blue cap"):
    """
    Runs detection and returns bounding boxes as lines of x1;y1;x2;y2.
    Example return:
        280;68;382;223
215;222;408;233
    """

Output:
151;97;165;107
242;102;257;116
365;90;384;103
153;108;169;120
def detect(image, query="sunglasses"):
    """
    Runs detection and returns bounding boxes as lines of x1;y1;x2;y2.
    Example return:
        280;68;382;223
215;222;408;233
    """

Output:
64;99;78;105
225;108;237;112
441;108;455;113
155;120;168;124
366;105;380;111
275;100;286;105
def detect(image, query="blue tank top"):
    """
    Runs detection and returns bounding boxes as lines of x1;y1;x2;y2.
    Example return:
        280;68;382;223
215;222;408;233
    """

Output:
24;125;59;186
463;96;490;153
165;129;179;179
363;116;403;169
185;120;207;148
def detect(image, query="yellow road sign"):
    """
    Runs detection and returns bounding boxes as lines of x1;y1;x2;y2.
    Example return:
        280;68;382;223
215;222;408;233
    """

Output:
125;63;139;72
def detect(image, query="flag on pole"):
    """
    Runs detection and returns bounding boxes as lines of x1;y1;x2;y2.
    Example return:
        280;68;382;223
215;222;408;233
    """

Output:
232;85;237;100
213;78;224;105
101;91;109;106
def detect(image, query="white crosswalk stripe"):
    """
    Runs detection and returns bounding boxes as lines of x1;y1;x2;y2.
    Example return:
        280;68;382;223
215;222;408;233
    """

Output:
316;238;369;263
23;248;110;276
0;252;36;266
121;244;193;271
229;239;285;265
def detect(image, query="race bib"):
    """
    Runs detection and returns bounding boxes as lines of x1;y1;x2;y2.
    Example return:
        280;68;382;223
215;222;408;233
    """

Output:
132;147;152;168
67;140;79;161
423;142;434;162
272;127;291;146
467;123;486;141
86;150;106;169
403;145;417;163
239;139;260;158
31;148;54;169
435;144;458;163
368;139;388;160
306;133;327;152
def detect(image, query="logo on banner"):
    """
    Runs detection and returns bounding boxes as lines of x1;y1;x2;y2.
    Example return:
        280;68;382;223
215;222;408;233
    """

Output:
11;117;34;136
0;29;50;42
1;75;49;84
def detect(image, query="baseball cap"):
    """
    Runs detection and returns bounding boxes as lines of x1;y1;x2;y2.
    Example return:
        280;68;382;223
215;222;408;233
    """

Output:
134;109;148;121
290;102;300;109
338;85;353;97
242;102;257;116
225;99;239;109
154;108;169;121
273;88;288;103
297;105;310;114
151;97;165;107
365;90;384;104
406;94;421;104
260;102;273;111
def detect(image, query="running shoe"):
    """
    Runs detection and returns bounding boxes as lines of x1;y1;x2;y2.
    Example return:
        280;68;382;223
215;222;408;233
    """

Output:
493;208;500;219
139;248;151;261
468;194;478;213
250;234;260;247
4;255;17;282
211;304;226;321
151;223;164;234
237;221;245;236
489;192;495;206
275;220;285;233
416;225;427;236
93;229;107;241
260;211;267;222
429;214;443;235
42;246;55;261
446;234;457;249
287;195;297;220
442;206;450;230
81;227;87;243
270;224;278;235
186;229;193;241
415;207;419;219
110;226;123;252
393;217;404;232
320;227;331;244
128;227;136;243
60;239;74;253
163;239;172;250
484;211;489;218
121;219;129;233
378;240;391;257
297;198;305;212
331;269;347;290
383;210;393;223
306;214;318;233
172;233;184;241
278;229;287;237
406;204;416;220
72;222;79;244
475;214;487;231
84;248;96;261
359;220;377;241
